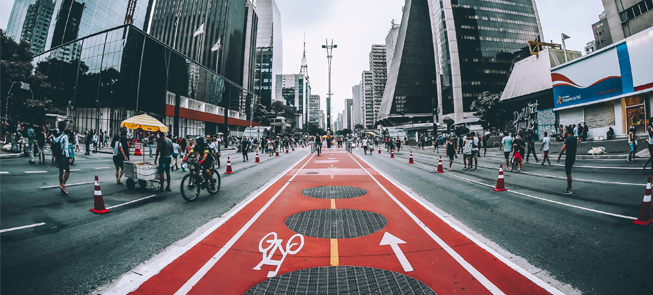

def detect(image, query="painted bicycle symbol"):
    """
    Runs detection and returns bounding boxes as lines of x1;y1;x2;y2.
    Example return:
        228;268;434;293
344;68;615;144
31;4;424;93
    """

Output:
253;232;305;277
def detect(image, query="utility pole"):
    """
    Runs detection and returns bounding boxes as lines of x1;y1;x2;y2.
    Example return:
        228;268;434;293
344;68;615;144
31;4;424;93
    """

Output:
322;39;336;142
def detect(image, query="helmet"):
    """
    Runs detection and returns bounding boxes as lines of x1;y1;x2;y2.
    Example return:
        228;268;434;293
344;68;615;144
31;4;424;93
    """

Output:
195;136;205;145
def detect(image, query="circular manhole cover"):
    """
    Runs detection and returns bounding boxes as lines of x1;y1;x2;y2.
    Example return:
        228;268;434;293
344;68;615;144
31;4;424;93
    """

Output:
244;266;437;295
285;209;387;239
301;186;367;199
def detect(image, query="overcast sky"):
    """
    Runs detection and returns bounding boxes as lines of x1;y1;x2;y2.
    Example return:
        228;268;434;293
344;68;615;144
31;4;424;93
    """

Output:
1;0;605;119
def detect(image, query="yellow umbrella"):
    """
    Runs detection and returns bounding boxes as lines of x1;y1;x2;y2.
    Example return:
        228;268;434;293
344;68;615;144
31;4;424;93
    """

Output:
121;114;168;132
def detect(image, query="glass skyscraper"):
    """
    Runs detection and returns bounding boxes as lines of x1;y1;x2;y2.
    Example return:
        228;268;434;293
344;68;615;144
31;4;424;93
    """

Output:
432;0;543;121
6;0;153;55
254;0;283;108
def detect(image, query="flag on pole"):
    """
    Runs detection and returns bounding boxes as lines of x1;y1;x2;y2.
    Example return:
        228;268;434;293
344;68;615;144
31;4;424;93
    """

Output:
194;24;204;37
211;38;221;51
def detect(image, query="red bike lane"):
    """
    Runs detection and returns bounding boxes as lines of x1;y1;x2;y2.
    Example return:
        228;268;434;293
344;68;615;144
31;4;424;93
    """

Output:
129;149;560;295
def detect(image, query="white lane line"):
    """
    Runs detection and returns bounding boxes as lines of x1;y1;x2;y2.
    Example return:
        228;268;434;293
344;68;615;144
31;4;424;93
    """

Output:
70;169;81;171
106;194;158;209
0;171;9;174
25;171;47;173
174;153;314;295
448;173;637;221
0;222;46;233
94;167;110;169
97;153;312;295
352;154;565;295
348;154;506;294
41;181;93;189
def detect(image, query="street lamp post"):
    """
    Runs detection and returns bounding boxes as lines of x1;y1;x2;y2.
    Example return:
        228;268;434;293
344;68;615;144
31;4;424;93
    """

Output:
322;39;336;148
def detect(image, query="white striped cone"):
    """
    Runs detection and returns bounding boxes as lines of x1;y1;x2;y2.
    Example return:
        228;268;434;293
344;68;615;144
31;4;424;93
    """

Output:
437;155;444;173
255;152;260;163
409;151;414;164
634;175;652;225
225;157;233;174
90;175;110;213
493;164;508;191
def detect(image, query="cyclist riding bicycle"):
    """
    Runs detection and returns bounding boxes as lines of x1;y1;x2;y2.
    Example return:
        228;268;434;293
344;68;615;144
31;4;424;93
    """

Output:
183;136;214;185
314;133;322;156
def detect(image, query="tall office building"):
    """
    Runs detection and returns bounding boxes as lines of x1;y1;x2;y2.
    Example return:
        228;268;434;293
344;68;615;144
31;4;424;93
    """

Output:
319;109;325;129
345;98;353;131
361;71;374;128
308;94;321;126
600;0;653;46
275;74;307;127
148;0;247;87
379;0;543;124
254;0;283;108
592;11;613;51
352;84;363;129
6;0;153;55
369;45;387;124
385;20;401;76
240;1;259;118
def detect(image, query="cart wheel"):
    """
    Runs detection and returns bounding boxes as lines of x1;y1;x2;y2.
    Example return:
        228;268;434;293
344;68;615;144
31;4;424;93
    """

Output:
126;178;136;190
138;179;147;188
69;157;74;165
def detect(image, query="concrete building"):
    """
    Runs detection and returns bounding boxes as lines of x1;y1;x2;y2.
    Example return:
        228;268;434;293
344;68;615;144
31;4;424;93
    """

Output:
601;0;653;45
385;20;401;76
319;109;325;130
369;45;387;123
352;84;363;129
379;0;544;125
275;74;307;128
592;11;614;51
345;98;353;131
361;71;374;128
254;0;283;108
585;40;597;55
308;94;321;126
7;0;55;55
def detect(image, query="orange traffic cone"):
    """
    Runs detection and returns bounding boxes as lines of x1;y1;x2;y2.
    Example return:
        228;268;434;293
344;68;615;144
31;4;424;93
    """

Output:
90;175;110;214
276;149;279;157
437;156;444;173
391;149;395;158
634;175;653;225
134;141;142;156
493;165;508;191
286;147;289;153
255;151;260;163
225;157;233;174
292;146;295;151
378;148;381;154
408;151;414;164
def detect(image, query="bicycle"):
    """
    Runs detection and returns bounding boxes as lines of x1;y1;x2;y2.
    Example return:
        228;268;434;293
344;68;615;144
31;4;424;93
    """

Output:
315;142;322;156
180;162;221;201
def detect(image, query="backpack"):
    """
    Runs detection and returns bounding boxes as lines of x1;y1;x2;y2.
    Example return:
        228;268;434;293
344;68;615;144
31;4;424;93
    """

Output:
52;135;65;157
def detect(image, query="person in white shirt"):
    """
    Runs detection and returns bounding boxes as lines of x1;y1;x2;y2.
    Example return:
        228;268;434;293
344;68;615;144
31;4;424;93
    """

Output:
471;132;479;170
362;138;368;155
172;138;180;171
540;131;551;166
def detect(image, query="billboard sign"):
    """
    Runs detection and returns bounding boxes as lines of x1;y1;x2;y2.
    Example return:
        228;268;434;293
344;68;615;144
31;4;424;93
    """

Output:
551;29;653;109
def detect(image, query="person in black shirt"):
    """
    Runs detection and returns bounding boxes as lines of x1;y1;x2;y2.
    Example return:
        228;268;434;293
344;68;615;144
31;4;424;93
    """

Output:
557;126;577;195
241;136;250;162
120;131;130;161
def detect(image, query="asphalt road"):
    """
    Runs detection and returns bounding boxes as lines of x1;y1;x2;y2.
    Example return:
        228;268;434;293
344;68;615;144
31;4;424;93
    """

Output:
353;146;653;294
2;144;653;294
0;146;311;295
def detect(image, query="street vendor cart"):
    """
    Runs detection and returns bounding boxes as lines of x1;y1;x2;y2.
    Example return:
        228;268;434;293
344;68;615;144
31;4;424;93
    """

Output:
120;114;168;190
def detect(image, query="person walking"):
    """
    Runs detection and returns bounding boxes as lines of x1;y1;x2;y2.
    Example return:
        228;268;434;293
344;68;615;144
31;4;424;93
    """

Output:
26;124;36;164
471;132;479;170
557;126;577;194
52;126;71;194
462;134;473;171
74;131;80;152
148;134;155;157
628;126;637;163
112;135;127;184
540;131;552;166
172;138;180;171
154;131;173;192
483;131;490;156
525;132;540;164
85;130;91;155
92;130;98;153
501;131;513;170
362;137;368;155
120;130;131;161
241;136;250;162
574;123;581;147
36;125;46;164
446;137;455;171
644;119;653;173
267;138;275;156
512;135;524;172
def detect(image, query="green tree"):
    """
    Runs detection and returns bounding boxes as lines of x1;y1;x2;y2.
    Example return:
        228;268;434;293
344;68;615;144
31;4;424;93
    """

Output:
1;29;51;120
270;101;297;129
470;91;505;130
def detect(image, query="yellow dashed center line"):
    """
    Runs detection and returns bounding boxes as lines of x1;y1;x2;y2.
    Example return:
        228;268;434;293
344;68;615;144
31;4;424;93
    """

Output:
330;198;339;266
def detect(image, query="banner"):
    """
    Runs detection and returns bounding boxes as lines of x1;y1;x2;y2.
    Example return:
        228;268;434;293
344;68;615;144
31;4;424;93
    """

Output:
194;24;204;37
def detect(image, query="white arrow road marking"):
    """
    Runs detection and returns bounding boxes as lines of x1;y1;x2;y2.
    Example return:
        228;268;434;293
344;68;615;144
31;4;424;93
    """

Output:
379;232;413;272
